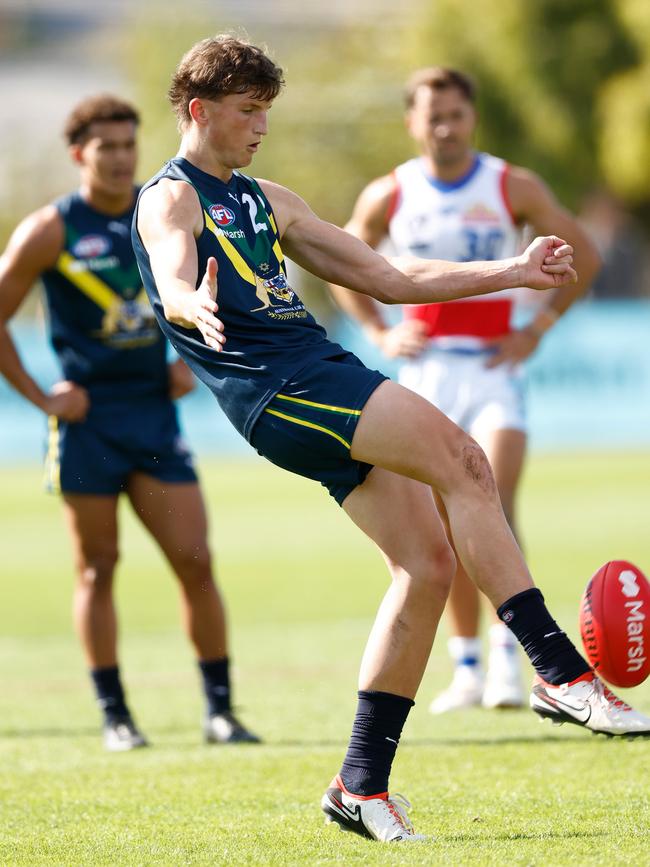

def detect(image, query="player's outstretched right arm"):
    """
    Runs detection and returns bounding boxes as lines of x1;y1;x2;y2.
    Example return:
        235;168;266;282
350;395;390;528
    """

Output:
137;180;225;351
0;209;89;420
261;180;577;306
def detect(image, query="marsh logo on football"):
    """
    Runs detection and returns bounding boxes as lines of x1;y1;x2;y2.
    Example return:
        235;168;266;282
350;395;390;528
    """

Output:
619;570;640;598
72;234;112;258
209;204;236;227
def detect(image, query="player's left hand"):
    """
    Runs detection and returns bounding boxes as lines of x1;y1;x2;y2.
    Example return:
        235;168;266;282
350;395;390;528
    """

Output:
168;358;195;400
518;236;577;290
194;256;226;350
484;328;540;368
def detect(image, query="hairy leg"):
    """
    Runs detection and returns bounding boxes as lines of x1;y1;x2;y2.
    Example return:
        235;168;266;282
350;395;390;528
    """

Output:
62;494;120;668
126;474;227;660
342;468;456;698
350;381;534;610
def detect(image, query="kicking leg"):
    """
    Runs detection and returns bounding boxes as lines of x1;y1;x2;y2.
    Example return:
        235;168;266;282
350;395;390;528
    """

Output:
62;494;145;750
127;473;259;743
349;381;650;738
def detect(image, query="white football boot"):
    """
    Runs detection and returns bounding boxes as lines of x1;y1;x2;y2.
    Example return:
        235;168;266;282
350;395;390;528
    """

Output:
103;716;148;751
429;664;484;714
482;623;524;709
321;775;426;842
203;710;260;744
530;671;650;737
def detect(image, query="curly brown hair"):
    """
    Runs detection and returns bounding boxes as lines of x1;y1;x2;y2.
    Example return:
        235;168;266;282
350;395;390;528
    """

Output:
63;94;139;145
168;35;285;128
404;67;476;109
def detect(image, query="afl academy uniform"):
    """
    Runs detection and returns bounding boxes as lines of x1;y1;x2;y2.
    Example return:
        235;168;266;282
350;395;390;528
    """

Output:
41;190;196;494
133;159;387;505
388;153;526;438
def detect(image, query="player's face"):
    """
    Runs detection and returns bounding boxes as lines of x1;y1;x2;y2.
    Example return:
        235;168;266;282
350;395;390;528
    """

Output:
407;86;476;167
71;120;138;197
200;92;272;169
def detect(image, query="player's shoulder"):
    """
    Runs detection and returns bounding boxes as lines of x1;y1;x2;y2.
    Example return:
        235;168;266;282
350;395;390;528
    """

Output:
8;203;63;255
253;178;313;237
254;176;290;200
358;172;399;209
503;162;556;215
139;174;201;224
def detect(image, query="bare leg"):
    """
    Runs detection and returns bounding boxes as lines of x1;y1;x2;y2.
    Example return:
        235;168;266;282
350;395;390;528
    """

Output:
439;426;526;634
482;427;526;621
126;474;227;660
342;467;456;698
63;494;120;668
351;381;533;610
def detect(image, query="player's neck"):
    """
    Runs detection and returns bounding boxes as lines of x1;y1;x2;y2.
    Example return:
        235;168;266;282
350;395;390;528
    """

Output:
421;151;476;184
179;141;233;184
80;183;134;216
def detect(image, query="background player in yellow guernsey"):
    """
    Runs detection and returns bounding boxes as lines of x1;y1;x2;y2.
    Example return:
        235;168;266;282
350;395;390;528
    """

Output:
0;94;258;750
330;67;601;714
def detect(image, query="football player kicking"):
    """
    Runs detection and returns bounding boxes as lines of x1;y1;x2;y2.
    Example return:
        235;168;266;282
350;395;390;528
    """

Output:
0;94;258;751
133;36;650;843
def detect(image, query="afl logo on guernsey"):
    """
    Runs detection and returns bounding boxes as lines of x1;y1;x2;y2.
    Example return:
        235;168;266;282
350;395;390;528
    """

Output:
72;234;112;258
209;204;236;227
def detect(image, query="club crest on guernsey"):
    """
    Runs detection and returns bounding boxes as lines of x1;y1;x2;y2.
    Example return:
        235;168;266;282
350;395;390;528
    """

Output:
251;271;295;311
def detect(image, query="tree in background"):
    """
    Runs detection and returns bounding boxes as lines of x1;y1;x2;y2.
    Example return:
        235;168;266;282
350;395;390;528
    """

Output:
600;0;650;221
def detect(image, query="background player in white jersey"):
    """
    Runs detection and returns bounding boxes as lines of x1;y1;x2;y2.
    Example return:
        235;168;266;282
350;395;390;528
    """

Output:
331;67;601;713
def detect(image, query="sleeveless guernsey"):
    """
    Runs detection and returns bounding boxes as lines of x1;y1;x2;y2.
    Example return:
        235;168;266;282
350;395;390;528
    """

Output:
41;190;166;400
132;158;343;440
388;153;521;347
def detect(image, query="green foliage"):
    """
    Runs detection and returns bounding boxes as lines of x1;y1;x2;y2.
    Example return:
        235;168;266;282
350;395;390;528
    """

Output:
599;0;650;206
1;453;650;863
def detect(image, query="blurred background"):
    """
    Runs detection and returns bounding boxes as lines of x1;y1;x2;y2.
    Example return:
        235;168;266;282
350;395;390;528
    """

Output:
1;0;650;458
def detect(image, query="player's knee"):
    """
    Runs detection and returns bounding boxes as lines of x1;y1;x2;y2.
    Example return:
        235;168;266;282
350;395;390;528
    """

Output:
76;548;119;590
422;539;457;601
389;538;456;602
451;435;497;499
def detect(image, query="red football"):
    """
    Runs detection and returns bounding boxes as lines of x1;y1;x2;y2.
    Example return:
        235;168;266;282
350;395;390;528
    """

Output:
579;560;650;688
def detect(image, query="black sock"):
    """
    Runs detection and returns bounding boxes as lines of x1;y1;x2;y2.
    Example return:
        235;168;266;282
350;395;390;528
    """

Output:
90;666;130;721
497;588;590;685
199;656;231;715
339;690;414;796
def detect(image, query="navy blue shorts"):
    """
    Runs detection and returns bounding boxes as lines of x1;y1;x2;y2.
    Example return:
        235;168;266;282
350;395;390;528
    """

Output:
44;397;197;495
250;350;388;505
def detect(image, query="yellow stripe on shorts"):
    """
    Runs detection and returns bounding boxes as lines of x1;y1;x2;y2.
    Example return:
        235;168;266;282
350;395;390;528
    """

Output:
274;393;362;416
264;407;351;450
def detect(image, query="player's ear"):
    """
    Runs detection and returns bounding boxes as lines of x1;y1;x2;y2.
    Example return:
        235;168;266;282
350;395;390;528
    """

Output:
68;144;83;166
188;98;208;126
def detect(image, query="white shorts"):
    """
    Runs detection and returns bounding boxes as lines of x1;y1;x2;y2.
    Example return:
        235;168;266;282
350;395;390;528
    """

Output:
398;346;527;439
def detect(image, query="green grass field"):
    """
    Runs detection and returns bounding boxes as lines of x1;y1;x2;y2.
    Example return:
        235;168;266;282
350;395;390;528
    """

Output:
2;451;650;865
